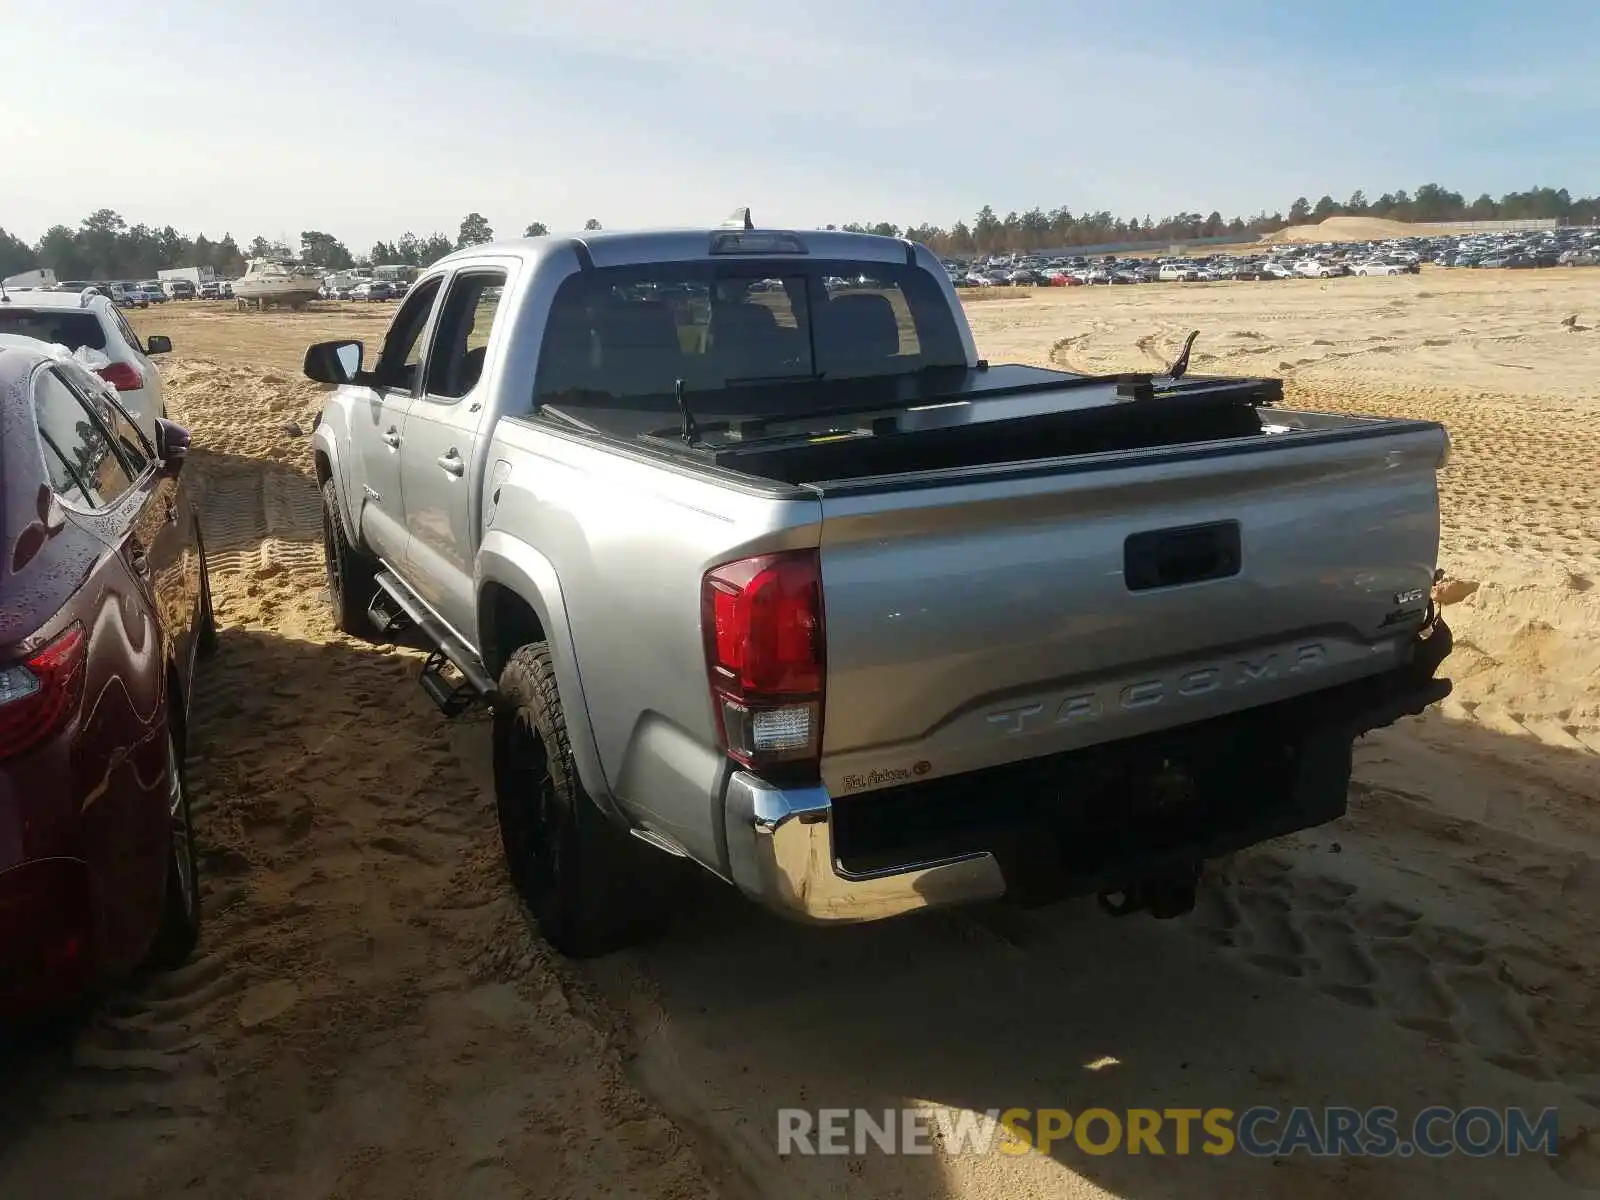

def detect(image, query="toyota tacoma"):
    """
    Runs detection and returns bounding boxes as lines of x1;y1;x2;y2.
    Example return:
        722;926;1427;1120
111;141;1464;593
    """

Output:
304;216;1452;956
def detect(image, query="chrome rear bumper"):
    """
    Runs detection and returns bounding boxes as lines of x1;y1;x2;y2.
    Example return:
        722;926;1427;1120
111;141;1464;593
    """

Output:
719;616;1452;925
722;772;1006;923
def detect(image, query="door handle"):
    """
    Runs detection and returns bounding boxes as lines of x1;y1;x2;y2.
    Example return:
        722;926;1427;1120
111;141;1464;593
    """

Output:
383;428;401;448
436;450;464;477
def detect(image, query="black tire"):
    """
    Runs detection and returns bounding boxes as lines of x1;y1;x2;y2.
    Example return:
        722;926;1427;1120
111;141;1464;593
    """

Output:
321;479;378;637
195;522;219;659
494;643;688;957
144;726;201;970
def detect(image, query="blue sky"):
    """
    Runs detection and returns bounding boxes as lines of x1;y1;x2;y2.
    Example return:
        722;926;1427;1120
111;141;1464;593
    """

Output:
2;0;1595;248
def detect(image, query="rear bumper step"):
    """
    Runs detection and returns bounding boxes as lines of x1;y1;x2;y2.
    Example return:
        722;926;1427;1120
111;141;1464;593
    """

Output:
723;773;1007;923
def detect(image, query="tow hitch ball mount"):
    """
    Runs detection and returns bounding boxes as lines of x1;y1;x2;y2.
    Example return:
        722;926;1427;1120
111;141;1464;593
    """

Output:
1097;863;1202;920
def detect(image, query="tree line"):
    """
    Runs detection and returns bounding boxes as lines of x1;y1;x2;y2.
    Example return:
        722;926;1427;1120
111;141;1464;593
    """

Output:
847;185;1599;256
0;210;607;282
3;184;1593;281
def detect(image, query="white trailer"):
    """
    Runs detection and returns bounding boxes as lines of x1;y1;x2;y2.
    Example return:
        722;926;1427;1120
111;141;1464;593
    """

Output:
2;267;57;291
157;266;217;285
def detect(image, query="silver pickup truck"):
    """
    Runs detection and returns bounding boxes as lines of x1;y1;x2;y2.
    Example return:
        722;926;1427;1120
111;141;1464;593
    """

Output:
304;221;1453;956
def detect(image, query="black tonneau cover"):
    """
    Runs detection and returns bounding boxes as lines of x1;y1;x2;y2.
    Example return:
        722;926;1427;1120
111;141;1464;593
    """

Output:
538;363;1283;476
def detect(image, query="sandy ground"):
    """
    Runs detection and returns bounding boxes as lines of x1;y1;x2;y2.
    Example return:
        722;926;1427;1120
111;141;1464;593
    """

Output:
2;271;1597;1198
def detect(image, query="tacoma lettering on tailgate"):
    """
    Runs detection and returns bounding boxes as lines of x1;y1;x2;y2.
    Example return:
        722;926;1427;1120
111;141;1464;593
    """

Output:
985;643;1329;736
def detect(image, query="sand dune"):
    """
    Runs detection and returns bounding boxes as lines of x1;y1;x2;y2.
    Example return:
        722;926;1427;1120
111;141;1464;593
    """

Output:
1260;215;1507;243
1;269;1596;1199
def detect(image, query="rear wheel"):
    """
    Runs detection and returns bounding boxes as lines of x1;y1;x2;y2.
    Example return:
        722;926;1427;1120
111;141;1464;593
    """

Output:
144;727;201;970
321;479;378;637
494;643;688;958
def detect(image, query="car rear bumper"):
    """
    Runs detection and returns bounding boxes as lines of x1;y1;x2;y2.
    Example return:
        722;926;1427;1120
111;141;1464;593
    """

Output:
724;615;1452;925
723;773;1007;923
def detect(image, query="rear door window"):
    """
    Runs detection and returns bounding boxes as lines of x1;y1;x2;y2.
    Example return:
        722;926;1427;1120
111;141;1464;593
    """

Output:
32;367;136;508
423;270;509;400
110;306;143;353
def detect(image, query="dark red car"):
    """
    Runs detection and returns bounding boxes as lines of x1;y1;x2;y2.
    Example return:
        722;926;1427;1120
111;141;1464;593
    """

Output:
0;339;214;1017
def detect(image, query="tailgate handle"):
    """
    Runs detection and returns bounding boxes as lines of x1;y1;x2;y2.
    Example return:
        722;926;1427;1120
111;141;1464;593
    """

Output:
1124;520;1241;591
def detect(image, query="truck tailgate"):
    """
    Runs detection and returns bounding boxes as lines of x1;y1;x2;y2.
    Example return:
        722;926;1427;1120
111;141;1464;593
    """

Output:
816;421;1446;797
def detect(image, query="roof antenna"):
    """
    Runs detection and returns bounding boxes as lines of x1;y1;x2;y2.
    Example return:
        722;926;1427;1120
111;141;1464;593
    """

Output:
674;378;700;444
0;278;9;304
722;207;755;231
1167;330;1200;379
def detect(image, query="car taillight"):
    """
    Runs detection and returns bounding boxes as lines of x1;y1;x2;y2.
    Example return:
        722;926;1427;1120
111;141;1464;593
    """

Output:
95;361;144;391
0;623;88;761
702;550;824;776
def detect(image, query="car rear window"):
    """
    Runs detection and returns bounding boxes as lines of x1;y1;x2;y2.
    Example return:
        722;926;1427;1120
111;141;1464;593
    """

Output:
534;259;965;405
0;309;108;352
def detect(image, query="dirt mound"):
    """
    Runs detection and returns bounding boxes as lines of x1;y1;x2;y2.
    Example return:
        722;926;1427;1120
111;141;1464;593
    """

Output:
1261;215;1469;244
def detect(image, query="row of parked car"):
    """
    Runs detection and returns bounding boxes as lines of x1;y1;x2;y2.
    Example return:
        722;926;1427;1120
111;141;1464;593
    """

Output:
946;248;1428;287
319;277;412;301
53;278;237;307
943;225;1600;289
0;285;212;1019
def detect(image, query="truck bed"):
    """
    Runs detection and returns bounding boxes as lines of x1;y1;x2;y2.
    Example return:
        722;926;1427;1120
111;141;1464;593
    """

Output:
545;363;1287;486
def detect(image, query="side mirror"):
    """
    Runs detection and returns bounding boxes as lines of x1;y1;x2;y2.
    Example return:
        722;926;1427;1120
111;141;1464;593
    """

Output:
146;334;172;355
154;417;192;475
304;339;364;385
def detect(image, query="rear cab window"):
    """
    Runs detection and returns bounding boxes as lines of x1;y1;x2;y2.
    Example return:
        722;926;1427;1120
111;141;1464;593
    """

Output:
533;259;964;408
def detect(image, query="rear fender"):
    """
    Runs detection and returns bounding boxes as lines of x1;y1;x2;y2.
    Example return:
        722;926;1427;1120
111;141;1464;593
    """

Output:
475;530;620;819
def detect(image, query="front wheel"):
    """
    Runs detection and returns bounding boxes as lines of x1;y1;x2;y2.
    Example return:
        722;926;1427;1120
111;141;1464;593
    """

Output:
321;479;378;637
494;643;689;957
144;727;201;970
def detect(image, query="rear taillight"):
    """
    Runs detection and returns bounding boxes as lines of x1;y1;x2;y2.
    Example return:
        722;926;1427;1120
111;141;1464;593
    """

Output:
0;623;88;761
95;361;144;391
702;550;824;776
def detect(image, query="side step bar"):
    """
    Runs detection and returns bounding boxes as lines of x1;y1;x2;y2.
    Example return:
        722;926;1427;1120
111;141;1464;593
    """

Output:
371;570;497;716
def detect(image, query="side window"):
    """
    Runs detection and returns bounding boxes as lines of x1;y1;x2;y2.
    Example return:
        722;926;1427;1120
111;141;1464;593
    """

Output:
64;366;151;474
33;368;135;508
113;308;143;353
374;276;443;392
423;270;508;400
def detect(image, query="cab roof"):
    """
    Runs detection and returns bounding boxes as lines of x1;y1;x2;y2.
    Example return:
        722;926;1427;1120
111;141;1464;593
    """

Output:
0;288;117;312
433;227;926;273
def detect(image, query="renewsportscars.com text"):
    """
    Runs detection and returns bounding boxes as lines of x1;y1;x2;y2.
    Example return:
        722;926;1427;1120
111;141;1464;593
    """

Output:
777;1105;1559;1158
